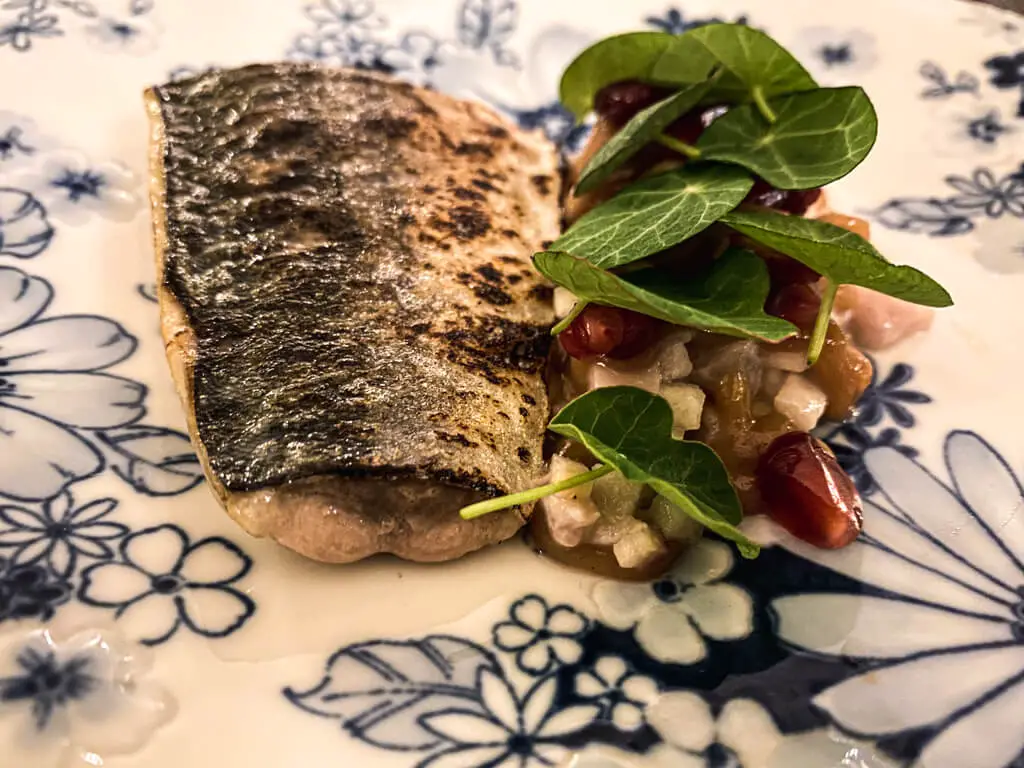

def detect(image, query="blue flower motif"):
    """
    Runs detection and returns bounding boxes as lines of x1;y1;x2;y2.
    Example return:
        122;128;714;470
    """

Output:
0;493;128;578
0;266;141;502
946;167;1024;218
84;13;159;54
287;0;386;69
855;361;931;429
0;644;94;729
24;150;140;224
0;10;62;52
78;524;255;646
0;188;53;258
493;595;588;675
827;425;918;496
645;8;748;35
985;50;1024;89
920;61;980;99
510;102;590;154
574;656;658;731
967;110;1009;145
0;127;33;162
0;555;70;623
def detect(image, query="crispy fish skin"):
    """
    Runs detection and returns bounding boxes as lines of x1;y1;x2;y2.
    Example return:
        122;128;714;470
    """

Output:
146;64;561;563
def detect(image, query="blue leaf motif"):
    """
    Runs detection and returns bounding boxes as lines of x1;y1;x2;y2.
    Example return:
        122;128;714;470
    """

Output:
94;425;203;497
458;0;516;50
872;198;975;237
0;189;54;259
284;635;501;751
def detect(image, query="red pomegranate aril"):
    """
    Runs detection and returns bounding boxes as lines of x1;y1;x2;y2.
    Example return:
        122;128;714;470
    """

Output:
756;431;863;549
594;81;672;126
768;282;822;331
666;104;729;145
558;305;663;360
743;180;823;216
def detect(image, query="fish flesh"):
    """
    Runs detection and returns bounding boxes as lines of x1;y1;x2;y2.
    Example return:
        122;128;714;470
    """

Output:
145;64;561;563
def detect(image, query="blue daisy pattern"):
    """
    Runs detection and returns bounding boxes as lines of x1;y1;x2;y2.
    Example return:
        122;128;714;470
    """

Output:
492;594;588;675
770;431;1024;768
0;0;158;54
0;188;53;258
855;361;931;429
791;27;878;79
77;524;255;646
0;627;173;767
22;149;141;224
0;492;127;578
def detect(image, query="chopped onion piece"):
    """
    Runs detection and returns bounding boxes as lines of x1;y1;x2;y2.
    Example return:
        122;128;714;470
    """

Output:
541;495;600;548
656;331;695;381
763;349;809;373
592;471;645;519
553;287;579;320
588;359;661;393
550;455;596;502
613;521;668;569
640;495;703;544
661;383;706;438
587;515;643;547
774;374;828;431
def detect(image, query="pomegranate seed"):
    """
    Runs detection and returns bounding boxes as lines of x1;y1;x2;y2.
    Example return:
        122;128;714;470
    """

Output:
756;431;863;549
594;81;672;126
743;180;823;215
666;104;729;145
558;305;662;360
767;282;821;331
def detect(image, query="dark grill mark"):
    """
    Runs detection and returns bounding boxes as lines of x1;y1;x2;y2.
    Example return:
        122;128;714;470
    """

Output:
454;187;486;202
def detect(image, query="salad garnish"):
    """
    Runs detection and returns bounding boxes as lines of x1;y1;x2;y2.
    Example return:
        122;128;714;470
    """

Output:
459;23;953;558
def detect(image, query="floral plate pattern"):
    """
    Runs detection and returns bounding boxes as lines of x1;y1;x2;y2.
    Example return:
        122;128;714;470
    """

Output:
0;0;1022;766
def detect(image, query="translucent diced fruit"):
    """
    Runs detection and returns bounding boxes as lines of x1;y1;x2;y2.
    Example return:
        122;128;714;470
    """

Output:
661;383;706;437
639;495;703;544
613;521;668;569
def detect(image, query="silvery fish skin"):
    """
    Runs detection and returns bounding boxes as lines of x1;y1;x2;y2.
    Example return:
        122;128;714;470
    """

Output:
146;64;561;563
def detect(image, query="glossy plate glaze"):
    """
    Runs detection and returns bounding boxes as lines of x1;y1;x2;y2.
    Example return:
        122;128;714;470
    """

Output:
1;1;1023;766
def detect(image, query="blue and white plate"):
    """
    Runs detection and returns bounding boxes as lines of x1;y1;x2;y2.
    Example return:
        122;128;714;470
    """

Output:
1;1;1023;766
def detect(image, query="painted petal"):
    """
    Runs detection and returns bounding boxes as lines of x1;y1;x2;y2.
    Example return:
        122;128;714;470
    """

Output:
493;622;534;652
0;504;47;531
774;594;1014;658
68;534;118;560
115;592;182;646
668;540;734;586
9;535;52;567
611;701;644;730
636;603;706;664
591;582;652;629
0;267;51;335
816;645;1024;736
8;372;145;428
621;674;659;706
775;501;1017;613
520;676;558;733
865;447;1022;590
122;525;188;577
547;604;586;636
646;691;714;752
79;562;152;606
518;640;553;674
575;670;609;699
47;537;73;578
421;745;512;768
1;316;135;373
69;498;116;525
946;431;1024;566
0;527;43;546
593;656;627;687
717;698;783;768
548;636;582;666
180;586;254;637
537;702;601;739
420;709;510;744
510;595;548;631
682;583;753;640
178;537;250;585
478;669;520;732
0;406;102;501
913;678;1024;768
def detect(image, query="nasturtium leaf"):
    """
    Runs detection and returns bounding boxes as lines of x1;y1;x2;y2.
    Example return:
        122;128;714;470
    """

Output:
534;248;798;341
576;77;719;195
680;24;818;103
549;386;758;558
721;209;953;306
554;165;754;269
696;87;878;189
559;32;715;121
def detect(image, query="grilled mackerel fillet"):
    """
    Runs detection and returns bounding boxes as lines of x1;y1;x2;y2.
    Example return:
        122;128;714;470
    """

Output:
146;64;560;563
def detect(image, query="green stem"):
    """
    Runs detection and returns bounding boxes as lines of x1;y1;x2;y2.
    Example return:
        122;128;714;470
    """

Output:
751;86;777;124
460;465;614;520
551;300;589;336
807;281;838;366
656;135;702;160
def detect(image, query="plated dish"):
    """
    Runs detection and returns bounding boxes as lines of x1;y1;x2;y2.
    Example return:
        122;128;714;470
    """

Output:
0;1;1021;767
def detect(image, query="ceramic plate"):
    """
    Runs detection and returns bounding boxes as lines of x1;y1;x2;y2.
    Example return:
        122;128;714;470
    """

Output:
2;0;1023;766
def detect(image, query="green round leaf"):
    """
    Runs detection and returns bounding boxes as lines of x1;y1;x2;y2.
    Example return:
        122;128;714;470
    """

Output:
555;165;754;269
549;386;758;557
534;248;798;341
696;87;878;189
